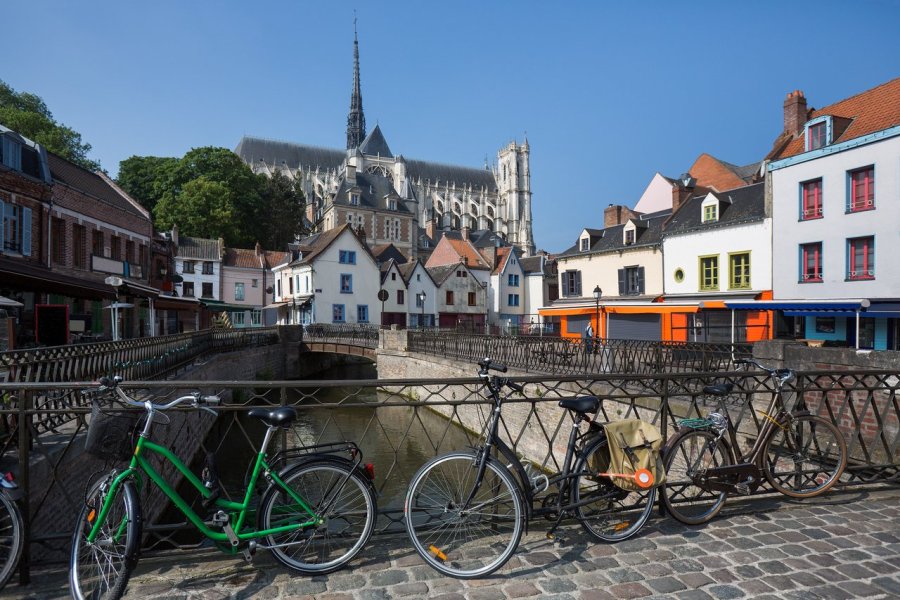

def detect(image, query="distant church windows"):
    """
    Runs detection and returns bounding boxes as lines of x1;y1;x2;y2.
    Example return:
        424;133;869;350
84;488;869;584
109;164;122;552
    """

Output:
503;165;507;182
470;205;478;217
365;165;393;181
487;206;494;218
453;202;461;214
436;201;444;213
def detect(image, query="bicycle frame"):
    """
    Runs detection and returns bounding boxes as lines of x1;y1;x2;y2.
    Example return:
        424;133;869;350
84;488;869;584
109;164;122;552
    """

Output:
87;422;318;548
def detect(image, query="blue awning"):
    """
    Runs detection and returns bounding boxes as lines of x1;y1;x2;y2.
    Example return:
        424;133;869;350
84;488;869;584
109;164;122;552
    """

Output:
724;300;868;312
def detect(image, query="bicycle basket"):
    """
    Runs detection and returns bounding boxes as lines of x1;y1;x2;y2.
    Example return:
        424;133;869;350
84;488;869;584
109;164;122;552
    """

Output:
84;398;141;461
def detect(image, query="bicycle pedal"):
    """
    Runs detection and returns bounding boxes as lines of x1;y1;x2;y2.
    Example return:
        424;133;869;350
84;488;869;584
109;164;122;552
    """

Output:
241;541;257;563
735;483;751;495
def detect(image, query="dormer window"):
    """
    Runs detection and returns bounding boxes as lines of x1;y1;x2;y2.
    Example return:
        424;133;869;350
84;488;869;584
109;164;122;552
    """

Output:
350;193;360;206
624;229;635;245
388;199;397;211
703;204;718;223
580;237;590;252
804;116;832;152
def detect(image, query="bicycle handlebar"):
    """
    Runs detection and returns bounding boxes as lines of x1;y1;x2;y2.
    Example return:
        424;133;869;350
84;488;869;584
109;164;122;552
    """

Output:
97;376;221;414
734;358;795;386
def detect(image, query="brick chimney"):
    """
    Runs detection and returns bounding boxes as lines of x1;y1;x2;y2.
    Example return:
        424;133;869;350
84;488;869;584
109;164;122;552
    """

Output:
672;174;696;213
425;219;436;241
604;204;636;227
783;90;808;137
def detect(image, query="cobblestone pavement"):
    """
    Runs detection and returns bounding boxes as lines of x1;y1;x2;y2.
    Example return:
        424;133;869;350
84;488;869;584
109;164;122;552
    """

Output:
6;486;899;599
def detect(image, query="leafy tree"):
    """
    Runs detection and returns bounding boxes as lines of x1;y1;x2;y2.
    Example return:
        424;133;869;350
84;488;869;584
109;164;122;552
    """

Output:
154;177;237;241
254;170;308;249
0;79;100;170
116;155;178;213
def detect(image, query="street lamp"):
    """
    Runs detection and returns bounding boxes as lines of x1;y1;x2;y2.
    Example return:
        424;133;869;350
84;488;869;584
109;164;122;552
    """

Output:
593;285;602;343
419;291;426;328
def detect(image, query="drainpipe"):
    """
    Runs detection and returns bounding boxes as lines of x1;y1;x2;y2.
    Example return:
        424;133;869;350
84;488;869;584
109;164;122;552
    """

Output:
46;200;53;268
855;309;860;349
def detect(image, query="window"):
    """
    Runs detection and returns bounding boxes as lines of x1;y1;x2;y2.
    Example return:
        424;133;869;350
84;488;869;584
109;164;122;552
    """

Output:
340;273;353;293
847;236;875;280
202;261;214;275
446;291;455;305
703;204;718;223
235;282;245;301
251;310;261;326
126;240;135;265
51;217;66;264
456;270;467;278
397;289;405;305
415;293;425;308
110;235;121;260
202;282;213;298
1;201;32;255
73;224;86;268
183;260;195;274
808;121;827;150
391;272;396;281
388;199;397;211
252;279;258;288
618;266;644;296
468;292;477;306
801;179;823;220
183;282;195;297
848;167;875;212
674;268;684;283
508;294;520;307
349;193;360;206
417;274;421;281
139;244;146;270
699;256;718;290
507;274;519;287
800;242;823;282
92;230;103;257
580;237;590;252
333;304;346;323
729;252;751;289
562;270;581;297
339;250;357;264
357;305;369;323
231;311;245;326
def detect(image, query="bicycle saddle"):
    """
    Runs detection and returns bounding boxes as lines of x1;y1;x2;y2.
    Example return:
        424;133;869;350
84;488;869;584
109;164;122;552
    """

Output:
558;396;600;414
703;383;734;396
248;406;298;428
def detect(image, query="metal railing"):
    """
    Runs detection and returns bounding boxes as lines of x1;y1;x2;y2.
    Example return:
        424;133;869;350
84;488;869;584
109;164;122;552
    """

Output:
1;366;897;573
301;323;379;347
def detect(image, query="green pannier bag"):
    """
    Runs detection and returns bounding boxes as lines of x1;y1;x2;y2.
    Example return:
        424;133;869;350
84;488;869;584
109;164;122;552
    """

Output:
602;419;666;492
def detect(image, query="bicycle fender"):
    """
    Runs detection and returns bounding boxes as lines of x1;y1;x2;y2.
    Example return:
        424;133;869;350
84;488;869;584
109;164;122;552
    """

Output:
0;486;24;502
269;455;378;497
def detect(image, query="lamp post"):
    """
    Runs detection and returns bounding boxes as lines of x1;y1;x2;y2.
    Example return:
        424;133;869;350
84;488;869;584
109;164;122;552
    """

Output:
593;285;602;344
418;291;426;328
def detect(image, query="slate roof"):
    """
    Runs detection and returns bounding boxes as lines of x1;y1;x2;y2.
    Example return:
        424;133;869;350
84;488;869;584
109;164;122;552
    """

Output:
235;135;498;190
519;255;552;277
468;229;509;249
334;171;411;212
372;243;408;265
235;137;345;171
557;209;671;258
358;125;393;158
426;264;461;286
48;153;147;219
773;77;900;160
663;182;765;236
289;224;376;267
178;236;222;260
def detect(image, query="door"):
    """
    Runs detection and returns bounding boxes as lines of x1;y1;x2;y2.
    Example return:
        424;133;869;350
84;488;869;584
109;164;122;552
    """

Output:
607;314;661;341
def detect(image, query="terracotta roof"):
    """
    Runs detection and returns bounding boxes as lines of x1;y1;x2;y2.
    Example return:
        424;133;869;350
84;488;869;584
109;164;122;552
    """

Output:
442;232;491;270
223;248;261;269
686;154;751;191
774;78;900;160
492;247;512;275
263;251;290;269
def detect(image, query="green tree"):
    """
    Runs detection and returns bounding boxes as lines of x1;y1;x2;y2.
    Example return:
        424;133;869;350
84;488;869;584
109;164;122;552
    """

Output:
116;155;178;213
154;177;237;241
0;79;100;170
254;170;308;249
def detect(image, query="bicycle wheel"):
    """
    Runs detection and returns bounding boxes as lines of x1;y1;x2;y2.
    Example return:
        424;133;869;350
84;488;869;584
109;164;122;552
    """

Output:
572;436;656;542
661;428;732;525
0;491;24;590
762;413;847;498
259;458;376;574
69;476;141;600
404;451;524;579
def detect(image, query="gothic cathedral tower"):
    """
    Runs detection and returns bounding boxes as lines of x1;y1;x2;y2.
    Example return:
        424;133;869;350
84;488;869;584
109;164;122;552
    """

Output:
497;139;535;256
346;21;366;150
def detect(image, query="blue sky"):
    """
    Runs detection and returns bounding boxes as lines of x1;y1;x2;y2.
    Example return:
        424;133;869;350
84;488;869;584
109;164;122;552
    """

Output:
4;1;899;253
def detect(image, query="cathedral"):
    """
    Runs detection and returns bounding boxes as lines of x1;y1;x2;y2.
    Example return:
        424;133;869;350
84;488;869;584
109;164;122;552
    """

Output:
234;27;535;258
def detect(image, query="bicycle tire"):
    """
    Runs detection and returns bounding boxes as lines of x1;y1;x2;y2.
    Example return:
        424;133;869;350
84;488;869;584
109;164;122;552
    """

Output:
69;476;141;600
404;451;524;579
572;436;656;542
259;457;376;574
661;428;732;525
761;413;848;498
0;490;24;590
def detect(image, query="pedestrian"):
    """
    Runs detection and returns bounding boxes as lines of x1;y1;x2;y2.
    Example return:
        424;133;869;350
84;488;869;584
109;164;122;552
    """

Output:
584;322;594;354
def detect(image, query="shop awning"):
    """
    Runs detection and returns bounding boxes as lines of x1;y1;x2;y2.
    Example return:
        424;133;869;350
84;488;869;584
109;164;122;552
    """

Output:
861;302;900;319
725;300;870;317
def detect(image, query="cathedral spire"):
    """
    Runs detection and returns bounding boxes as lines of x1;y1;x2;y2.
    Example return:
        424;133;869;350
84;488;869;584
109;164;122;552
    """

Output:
346;17;366;150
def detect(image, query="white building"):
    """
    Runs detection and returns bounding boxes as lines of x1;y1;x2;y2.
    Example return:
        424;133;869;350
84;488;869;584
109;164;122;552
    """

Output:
768;79;900;349
174;235;223;304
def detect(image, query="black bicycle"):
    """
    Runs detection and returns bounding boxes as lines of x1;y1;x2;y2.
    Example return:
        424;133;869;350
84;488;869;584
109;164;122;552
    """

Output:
661;358;848;525
403;358;656;578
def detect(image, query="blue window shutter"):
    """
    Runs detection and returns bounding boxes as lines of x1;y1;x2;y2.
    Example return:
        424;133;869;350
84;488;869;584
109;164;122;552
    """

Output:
638;267;645;295
22;206;32;256
0;201;5;250
617;269;625;295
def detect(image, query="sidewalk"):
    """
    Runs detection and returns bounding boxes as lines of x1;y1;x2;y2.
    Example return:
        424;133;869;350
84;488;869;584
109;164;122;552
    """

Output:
6;486;899;599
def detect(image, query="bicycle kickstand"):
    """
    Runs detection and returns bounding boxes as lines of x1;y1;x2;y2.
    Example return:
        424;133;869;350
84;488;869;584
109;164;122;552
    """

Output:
546;515;567;544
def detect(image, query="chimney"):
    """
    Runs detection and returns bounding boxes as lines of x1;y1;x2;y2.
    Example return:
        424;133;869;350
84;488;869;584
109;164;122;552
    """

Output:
461;225;470;240
255;241;262;256
425;219;436;241
783;90;808;137
604;204;635;227
672;173;696;213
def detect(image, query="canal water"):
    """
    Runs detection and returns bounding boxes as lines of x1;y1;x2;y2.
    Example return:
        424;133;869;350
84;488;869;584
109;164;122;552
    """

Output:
204;361;477;513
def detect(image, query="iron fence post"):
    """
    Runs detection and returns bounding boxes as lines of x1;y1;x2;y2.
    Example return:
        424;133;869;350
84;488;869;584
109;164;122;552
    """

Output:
17;389;32;585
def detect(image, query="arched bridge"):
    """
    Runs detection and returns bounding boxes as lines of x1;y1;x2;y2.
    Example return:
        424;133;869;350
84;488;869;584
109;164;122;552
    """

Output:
301;324;379;361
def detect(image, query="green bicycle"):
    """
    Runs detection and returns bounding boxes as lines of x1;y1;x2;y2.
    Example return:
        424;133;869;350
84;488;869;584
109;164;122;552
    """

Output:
69;376;377;600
